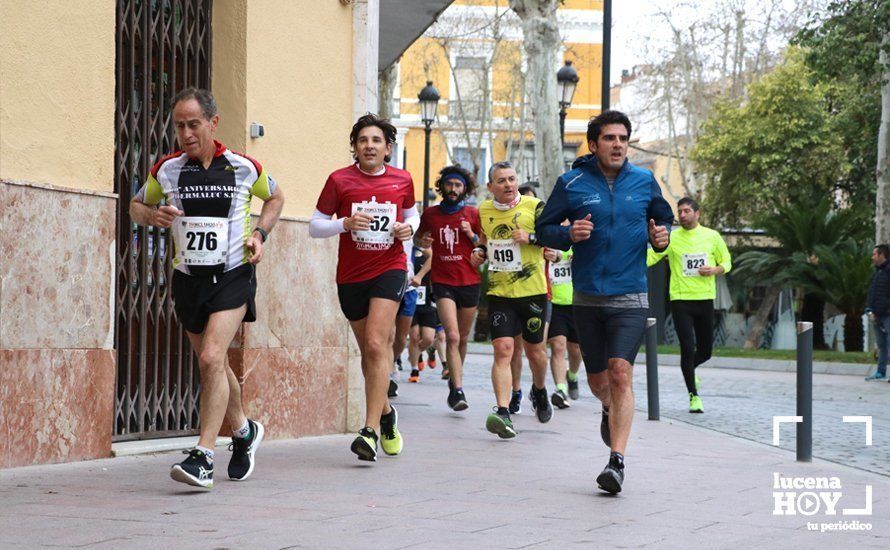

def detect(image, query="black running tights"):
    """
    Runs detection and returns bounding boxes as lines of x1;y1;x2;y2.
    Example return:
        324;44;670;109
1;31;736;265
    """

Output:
671;300;714;395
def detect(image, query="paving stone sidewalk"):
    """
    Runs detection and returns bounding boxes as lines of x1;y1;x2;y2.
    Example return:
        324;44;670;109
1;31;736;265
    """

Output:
462;345;890;477
1;357;888;549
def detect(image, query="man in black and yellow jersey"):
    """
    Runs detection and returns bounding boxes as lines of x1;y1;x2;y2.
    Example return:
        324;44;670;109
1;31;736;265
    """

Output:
471;161;553;439
131;88;284;489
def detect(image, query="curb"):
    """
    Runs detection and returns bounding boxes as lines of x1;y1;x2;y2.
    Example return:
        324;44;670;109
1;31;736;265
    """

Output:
465;342;871;377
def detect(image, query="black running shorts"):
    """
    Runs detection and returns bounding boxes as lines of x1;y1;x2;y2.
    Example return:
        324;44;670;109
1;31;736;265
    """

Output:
574;306;647;374
172;263;257;334
548;304;578;343
412;304;440;329
488;294;548;344
432;283;481;309
337;269;407;322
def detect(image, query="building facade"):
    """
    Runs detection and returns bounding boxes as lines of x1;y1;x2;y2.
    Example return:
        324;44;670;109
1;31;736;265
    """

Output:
0;0;415;469
386;0;604;196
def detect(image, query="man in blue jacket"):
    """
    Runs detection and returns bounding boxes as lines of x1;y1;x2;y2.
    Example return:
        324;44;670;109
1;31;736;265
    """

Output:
536;110;673;495
865;244;890;381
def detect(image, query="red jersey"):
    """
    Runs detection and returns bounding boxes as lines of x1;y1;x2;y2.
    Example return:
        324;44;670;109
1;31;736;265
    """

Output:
316;164;416;284
417;205;483;286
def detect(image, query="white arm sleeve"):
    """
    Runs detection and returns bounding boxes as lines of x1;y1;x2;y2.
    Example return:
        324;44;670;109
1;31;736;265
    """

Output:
402;206;420;233
308;209;346;239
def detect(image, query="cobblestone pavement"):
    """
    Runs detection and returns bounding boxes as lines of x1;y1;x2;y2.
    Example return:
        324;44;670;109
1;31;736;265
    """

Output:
635;363;890;478
454;351;890;477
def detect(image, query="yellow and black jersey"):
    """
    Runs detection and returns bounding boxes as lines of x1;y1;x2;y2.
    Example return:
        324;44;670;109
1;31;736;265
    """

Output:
479;196;547;299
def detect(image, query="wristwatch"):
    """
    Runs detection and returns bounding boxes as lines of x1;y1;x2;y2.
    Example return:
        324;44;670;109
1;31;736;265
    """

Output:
529;232;537;245
253;226;269;243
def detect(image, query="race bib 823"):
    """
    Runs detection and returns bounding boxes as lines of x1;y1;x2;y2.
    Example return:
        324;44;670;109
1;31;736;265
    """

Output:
682;253;708;277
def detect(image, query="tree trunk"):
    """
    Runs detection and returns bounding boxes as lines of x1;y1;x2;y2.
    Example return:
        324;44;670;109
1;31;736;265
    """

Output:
510;0;563;199
843;309;865;353
377;63;397;120
876;33;890;245
744;285;780;349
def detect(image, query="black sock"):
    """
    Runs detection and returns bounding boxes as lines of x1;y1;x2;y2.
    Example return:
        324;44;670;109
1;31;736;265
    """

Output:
603;405;610;415
497;406;510;417
610;451;624;468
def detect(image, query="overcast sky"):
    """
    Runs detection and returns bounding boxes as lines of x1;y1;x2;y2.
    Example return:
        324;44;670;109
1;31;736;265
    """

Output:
610;0;652;82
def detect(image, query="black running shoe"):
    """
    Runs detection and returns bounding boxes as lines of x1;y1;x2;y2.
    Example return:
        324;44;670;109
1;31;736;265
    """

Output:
228;419;265;481
600;407;611;447
596;458;625;494
530;386;553;423
388;378;399;398
568;377;580;400
447;387;469;411
551;389;570;409
351;427;379;461
509;389;522;414
170;449;214;488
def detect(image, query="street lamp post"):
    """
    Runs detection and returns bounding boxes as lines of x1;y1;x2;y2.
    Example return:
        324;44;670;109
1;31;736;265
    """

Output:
556;60;579;146
418;80;440;210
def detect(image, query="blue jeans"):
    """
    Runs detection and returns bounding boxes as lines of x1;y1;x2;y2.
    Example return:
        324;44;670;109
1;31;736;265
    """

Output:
876;315;890;376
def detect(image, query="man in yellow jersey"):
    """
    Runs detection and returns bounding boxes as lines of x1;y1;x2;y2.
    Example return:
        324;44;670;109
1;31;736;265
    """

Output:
648;197;731;413
471;161;553;438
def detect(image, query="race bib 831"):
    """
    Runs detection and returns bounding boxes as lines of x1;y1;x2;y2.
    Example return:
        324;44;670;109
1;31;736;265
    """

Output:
549;257;572;285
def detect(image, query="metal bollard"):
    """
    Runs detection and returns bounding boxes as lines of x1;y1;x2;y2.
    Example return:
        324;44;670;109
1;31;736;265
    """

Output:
645;317;659;421
796;321;813;462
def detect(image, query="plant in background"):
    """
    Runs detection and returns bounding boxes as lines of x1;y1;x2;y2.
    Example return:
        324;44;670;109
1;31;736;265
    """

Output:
788;239;874;352
733;198;871;349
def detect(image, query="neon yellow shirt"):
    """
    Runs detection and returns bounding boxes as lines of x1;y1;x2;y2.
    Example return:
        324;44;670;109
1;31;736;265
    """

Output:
549;249;573;306
479;196;547;299
647;224;732;301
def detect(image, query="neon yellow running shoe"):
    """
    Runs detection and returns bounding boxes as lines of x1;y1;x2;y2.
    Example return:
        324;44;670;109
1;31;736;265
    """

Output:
689;393;704;413
380;406;403;456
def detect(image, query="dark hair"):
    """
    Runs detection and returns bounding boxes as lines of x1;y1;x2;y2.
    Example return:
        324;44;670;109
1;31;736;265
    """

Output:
677;197;700;212
171;87;217;120
435;164;476;198
586;110;632;143
350;113;397;163
876;244;889;259
518;184;537;197
487;160;515;183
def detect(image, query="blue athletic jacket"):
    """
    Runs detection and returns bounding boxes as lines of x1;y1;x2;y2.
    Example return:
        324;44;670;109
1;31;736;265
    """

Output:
536;154;674;296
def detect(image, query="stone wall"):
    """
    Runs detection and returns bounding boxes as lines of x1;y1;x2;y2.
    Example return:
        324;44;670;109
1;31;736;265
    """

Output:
237;216;364;438
0;180;116;468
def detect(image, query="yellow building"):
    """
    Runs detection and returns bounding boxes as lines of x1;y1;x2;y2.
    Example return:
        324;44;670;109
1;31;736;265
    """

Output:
388;0;604;196
0;0;435;469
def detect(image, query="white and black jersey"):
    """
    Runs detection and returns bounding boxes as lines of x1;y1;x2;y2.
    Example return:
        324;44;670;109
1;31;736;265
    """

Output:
136;140;277;276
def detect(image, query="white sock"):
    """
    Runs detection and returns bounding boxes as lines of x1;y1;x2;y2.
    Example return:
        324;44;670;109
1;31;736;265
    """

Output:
195;445;215;463
233;419;250;439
